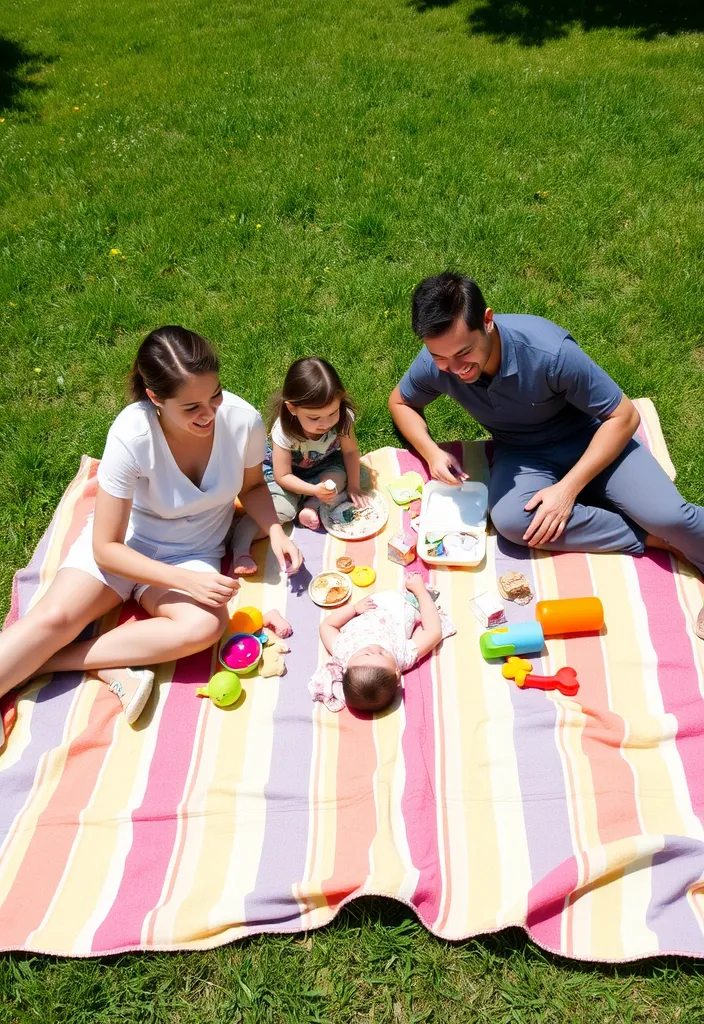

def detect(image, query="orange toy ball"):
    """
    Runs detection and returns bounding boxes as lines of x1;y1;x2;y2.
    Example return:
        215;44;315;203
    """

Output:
535;597;604;637
229;606;264;635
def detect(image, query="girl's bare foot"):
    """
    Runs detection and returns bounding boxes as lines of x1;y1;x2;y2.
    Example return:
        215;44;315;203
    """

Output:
97;667;154;726
696;606;704;641
230;515;264;575
231;554;258;576
298;506;320;530
263;609;293;638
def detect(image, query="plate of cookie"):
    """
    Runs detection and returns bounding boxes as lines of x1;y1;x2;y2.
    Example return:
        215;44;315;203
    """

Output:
308;570;353;608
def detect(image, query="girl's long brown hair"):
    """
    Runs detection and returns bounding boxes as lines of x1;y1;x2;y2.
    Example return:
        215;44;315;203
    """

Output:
267;357;355;443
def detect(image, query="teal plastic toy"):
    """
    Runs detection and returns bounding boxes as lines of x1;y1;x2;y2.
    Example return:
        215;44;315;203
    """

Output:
479;622;545;661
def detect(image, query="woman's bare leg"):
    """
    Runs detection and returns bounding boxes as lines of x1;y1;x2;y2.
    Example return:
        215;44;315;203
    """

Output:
34;587;228;675
0;569;123;700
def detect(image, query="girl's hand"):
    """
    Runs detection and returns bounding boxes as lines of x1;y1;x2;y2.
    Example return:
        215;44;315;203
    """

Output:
347;486;371;509
354;596;376;615
314;481;338;505
270;528;303;574
179;570;239;608
404;572;426;597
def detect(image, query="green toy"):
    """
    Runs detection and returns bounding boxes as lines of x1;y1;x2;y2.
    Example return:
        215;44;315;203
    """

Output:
197;669;242;708
387;471;424;506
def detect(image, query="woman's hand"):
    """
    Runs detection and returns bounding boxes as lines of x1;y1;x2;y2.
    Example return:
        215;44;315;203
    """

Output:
347;486;371;508
178;569;239;608
270;526;303;574
523;482;577;547
404;572;426;597
427;448;469;485
354;596;377;615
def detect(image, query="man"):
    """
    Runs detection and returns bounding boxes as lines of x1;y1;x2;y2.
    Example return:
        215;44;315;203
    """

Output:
389;272;704;638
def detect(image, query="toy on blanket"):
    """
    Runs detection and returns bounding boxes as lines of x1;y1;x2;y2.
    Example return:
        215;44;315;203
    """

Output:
197;670;243;707
502;657;580;697
535;597;604;636
219;633;263;674
480;622;545;660
229;605;264;636
387;471;424;506
260;628;290;678
388;530;417;566
480;597;605;660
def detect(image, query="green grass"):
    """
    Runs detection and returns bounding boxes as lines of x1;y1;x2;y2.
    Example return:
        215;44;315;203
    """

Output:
1;0;703;1016
3;902;704;1023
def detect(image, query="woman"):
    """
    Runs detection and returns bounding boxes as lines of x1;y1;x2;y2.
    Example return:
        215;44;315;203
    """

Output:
0;326;303;742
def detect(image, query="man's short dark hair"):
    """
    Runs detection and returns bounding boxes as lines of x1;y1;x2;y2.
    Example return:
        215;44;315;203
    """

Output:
411;272;487;339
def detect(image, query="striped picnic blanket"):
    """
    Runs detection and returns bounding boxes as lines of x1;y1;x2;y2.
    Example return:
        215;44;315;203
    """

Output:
1;399;703;961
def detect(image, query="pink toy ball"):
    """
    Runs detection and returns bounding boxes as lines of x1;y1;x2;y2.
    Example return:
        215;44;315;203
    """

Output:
219;632;263;675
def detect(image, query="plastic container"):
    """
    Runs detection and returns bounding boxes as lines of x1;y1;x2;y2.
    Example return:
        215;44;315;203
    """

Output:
219;632;263;675
479;622;545;660
535;597;604;637
418;481;488;567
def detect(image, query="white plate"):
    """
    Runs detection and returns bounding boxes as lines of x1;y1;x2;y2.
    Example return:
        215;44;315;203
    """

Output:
418;480;488;567
319;490;389;541
308;571;353;608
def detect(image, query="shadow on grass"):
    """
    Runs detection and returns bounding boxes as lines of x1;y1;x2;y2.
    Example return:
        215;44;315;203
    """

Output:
0;37;56;115
6;896;703;979
409;0;704;45
317;896;704;977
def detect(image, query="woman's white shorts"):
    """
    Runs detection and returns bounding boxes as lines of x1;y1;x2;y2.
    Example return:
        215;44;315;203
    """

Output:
60;519;222;604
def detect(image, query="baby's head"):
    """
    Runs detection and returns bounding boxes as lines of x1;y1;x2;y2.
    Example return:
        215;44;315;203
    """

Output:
342;645;400;714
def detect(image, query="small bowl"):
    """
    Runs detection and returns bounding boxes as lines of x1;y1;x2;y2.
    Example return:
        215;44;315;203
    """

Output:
219;632;263;675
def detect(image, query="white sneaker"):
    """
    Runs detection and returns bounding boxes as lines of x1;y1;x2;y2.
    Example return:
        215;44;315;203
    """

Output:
107;668;155;726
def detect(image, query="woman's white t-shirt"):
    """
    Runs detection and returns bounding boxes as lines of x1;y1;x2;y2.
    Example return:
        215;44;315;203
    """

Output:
97;392;266;561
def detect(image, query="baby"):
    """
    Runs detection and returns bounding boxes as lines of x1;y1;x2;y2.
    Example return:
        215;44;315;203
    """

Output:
311;573;444;714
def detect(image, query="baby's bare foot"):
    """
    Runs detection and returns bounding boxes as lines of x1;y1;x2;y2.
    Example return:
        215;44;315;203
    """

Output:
298;507;320;530
263;609;293;638
232;554;258;576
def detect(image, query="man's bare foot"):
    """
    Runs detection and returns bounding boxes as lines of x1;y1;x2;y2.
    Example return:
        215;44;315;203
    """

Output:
97;667;154;726
231;554;258;576
696;606;704;641
263;609;293;638
298;506;320;530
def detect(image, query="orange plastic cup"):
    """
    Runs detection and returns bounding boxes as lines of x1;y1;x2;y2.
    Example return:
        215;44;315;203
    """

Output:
535;597;604;637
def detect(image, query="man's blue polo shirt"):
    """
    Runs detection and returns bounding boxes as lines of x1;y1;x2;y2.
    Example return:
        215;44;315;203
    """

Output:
398;314;623;448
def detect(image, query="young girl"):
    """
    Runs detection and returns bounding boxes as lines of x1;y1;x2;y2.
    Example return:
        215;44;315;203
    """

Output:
231;357;369;573
309;574;444;714
0;326;302;748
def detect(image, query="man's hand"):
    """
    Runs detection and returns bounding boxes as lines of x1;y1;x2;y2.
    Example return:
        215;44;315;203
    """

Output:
523;482;577;547
427;449;469;486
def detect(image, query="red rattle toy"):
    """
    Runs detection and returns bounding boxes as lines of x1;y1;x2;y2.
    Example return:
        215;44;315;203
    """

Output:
502;657;579;697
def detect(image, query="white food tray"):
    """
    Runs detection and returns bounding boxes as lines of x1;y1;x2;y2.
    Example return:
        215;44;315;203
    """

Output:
417;480;488;567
